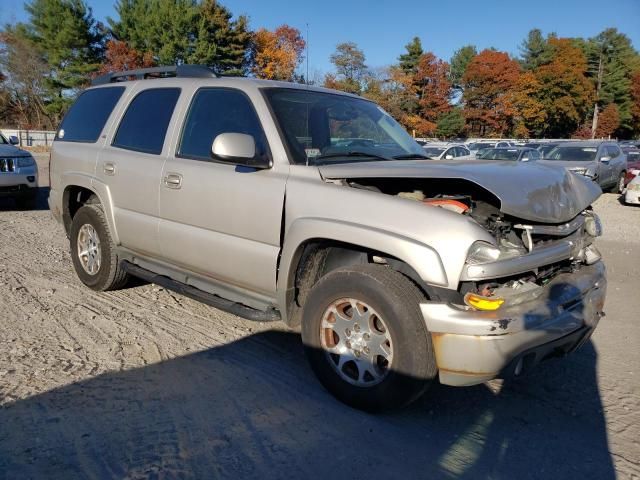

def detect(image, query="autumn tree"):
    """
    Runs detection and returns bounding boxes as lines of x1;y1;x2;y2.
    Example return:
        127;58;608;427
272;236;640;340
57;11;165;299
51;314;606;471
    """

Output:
462;49;520;136
595;103;620;138
97;40;154;75
324;42;367;94
414;52;451;128
0;29;50;128
511;71;547;138
534;38;594;137
251;25;305;81
630;70;640;136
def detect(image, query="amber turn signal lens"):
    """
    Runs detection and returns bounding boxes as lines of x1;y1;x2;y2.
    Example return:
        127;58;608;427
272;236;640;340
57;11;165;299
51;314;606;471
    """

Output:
464;293;505;311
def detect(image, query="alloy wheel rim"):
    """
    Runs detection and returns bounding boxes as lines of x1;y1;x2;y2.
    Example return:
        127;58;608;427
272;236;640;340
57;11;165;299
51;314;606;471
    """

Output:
77;224;101;275
320;298;393;387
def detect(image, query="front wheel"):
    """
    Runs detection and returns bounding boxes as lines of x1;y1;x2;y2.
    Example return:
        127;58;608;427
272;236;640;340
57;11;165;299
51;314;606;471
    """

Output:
301;264;437;412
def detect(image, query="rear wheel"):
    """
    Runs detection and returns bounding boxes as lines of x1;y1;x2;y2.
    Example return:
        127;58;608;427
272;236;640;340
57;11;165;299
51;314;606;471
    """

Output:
70;204;129;291
616;172;626;194
301;264;437;411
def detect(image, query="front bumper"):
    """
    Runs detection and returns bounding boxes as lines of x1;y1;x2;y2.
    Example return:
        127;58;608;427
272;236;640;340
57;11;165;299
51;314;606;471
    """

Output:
624;189;640;205
421;261;606;386
0;167;38;197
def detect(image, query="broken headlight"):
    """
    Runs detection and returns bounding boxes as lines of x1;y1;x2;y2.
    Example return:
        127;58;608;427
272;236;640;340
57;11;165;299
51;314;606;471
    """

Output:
466;241;501;265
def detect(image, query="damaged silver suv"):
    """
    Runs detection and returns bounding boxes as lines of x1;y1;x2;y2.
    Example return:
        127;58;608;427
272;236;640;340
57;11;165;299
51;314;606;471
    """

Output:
49;66;607;411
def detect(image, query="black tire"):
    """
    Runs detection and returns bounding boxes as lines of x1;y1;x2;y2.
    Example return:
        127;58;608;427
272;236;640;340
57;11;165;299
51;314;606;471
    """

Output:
70;204;129;291
301;264;437;412
15;190;37;210
613;171;626;194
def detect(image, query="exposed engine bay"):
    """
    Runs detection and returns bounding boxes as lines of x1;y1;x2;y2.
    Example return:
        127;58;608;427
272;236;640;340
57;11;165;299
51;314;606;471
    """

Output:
338;177;602;302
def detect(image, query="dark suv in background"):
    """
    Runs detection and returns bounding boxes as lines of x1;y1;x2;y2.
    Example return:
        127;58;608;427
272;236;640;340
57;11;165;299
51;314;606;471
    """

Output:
538;141;627;193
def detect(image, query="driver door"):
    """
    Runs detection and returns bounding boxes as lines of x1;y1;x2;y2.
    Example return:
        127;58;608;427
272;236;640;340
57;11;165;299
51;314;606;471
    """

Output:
157;87;288;299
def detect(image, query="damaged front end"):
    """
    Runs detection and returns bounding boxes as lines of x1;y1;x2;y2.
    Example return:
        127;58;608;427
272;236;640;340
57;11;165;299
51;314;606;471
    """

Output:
319;161;606;386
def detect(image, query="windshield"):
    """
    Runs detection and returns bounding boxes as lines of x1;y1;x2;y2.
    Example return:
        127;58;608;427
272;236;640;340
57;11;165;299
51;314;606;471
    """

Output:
545;146;598;161
538;144;558;156
263;88;425;165
478;148;520;161
423;147;445;157
468;142;493;151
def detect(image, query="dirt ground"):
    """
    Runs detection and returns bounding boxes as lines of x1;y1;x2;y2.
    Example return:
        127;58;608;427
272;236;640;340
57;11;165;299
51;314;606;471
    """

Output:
0;154;638;479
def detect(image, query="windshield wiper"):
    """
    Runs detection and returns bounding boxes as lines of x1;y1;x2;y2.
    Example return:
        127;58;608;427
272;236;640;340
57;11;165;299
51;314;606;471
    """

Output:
392;153;431;160
312;151;391;164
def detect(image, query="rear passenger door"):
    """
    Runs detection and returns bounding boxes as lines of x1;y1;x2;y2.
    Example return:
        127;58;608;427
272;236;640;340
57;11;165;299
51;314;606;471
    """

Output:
97;87;181;257
158;87;288;303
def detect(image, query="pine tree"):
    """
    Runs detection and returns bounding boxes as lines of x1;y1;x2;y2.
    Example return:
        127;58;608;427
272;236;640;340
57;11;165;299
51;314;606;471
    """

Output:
519;29;552;70
449;45;477;92
398;37;423;74
187;0;251;75
21;0;104;123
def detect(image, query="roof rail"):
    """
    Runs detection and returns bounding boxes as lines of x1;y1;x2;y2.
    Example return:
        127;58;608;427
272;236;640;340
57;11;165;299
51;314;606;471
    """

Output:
91;64;217;86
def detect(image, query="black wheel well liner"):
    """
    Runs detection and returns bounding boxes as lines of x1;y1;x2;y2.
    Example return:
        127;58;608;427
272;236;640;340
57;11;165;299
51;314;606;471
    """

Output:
62;185;100;236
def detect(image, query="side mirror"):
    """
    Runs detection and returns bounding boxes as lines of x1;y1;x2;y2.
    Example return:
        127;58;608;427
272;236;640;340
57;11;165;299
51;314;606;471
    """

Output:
600;156;611;163
211;133;271;169
9;136;19;145
445;154;454;160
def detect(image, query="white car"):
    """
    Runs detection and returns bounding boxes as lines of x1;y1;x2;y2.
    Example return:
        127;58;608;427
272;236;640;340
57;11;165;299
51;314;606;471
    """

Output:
422;143;471;160
624;175;640;205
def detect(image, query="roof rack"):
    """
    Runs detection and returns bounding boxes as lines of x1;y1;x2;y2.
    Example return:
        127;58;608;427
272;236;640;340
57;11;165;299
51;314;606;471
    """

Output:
91;64;217;86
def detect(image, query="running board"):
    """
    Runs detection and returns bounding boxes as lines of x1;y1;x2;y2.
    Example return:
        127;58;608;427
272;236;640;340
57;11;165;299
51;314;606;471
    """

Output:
121;261;281;322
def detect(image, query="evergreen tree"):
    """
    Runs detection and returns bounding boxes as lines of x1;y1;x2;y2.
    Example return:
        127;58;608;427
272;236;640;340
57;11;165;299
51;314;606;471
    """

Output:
398;37;423;74
435;109;465;138
449;45;477;98
187;0;251;75
519;29;552;70
580;28;640;138
22;0;104;122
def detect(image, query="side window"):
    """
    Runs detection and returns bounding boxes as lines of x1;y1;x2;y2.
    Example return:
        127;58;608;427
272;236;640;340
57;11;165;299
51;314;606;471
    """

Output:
57;87;125;143
529;150;540;160
607;145;621;158
179;88;269;161
113;88;181;155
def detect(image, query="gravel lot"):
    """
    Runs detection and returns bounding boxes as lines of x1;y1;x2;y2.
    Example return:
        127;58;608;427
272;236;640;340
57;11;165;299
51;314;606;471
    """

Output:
0;154;638;479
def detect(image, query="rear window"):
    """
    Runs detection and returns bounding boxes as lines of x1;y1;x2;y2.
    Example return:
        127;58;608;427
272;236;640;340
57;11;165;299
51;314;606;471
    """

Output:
56;87;125;143
113;88;181;155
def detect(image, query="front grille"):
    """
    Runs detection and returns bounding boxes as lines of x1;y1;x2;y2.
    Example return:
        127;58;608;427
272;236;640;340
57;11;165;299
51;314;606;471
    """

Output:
0;157;16;173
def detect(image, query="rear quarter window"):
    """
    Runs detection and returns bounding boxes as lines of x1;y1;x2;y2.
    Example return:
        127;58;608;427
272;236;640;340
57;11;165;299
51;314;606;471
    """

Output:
56;87;125;143
113;88;181;155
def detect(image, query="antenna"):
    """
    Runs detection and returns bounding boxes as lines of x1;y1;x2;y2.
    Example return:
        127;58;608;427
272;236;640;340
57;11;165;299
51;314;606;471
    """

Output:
306;23;309;85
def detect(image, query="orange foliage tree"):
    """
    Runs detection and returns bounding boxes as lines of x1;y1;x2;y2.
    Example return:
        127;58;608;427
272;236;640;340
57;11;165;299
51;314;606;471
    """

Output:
97;40;155;75
511;71;547;138
251;25;305;81
631;70;640;135
534;38;594;137
414;52;451;128
462;50;520;136
595;103;620;138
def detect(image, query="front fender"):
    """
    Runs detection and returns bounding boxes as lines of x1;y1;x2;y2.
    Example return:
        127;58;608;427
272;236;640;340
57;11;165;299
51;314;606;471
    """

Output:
276;217;448;324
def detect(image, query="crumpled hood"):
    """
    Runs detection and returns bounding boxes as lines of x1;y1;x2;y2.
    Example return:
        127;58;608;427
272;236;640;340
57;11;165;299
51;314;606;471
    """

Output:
0;144;29;157
319;159;602;223
536;159;597;170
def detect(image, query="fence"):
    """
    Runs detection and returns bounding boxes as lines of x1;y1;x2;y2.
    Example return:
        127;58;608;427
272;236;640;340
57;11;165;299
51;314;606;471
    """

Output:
1;129;57;148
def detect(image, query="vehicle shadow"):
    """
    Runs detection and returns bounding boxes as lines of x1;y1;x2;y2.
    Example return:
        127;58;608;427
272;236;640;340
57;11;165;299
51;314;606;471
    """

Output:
0;186;50;211
0;327;614;478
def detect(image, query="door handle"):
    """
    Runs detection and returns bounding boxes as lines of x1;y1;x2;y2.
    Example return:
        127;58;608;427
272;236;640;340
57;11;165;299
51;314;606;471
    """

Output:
103;162;116;175
163;173;183;189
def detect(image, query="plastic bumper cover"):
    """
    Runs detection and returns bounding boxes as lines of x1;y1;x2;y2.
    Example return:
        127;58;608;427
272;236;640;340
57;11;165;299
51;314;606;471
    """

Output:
421;261;606;386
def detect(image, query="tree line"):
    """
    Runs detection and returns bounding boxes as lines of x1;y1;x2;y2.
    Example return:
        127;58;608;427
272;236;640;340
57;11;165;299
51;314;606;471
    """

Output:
1;0;639;140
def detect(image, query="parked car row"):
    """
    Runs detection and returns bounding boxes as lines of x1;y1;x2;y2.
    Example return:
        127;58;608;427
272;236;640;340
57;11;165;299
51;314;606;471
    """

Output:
419;137;639;202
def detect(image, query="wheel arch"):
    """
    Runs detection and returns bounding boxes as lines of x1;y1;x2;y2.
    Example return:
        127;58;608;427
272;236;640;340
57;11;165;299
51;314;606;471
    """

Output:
62;178;118;244
277;218;448;327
